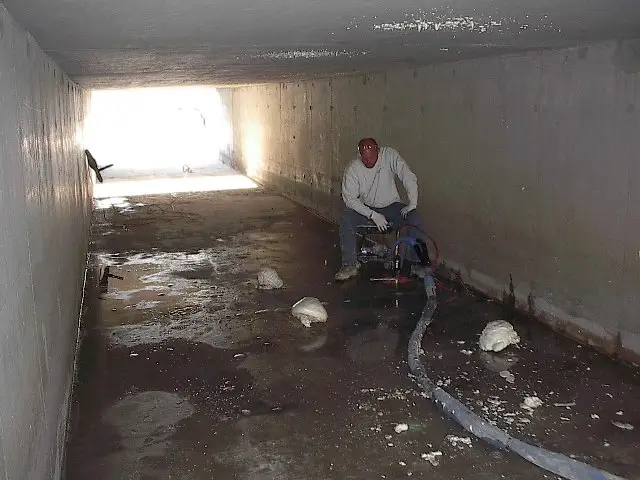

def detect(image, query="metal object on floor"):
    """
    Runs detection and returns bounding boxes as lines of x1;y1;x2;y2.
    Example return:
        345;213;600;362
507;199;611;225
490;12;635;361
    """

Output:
355;221;405;282
370;275;412;284
356;221;434;285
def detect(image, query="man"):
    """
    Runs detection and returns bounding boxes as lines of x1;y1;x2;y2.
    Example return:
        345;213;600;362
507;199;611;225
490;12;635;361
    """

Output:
335;137;425;281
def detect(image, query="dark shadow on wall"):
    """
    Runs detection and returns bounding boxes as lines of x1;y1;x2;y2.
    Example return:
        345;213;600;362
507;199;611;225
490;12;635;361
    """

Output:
613;38;640;74
218;151;241;171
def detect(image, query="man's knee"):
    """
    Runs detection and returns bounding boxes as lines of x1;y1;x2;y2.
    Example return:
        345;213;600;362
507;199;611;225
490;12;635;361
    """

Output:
340;208;363;227
405;207;421;224
409;209;421;221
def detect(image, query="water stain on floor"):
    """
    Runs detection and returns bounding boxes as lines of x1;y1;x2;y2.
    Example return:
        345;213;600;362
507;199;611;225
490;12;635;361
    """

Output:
66;187;639;480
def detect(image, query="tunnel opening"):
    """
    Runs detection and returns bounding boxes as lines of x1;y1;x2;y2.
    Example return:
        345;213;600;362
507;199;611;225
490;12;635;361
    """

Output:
85;86;257;198
0;0;639;477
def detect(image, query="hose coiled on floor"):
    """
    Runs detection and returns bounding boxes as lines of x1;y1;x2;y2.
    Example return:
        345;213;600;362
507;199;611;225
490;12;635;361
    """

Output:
407;274;627;480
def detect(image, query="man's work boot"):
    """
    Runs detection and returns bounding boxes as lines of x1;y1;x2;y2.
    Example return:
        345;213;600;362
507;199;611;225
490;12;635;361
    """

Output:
334;263;360;281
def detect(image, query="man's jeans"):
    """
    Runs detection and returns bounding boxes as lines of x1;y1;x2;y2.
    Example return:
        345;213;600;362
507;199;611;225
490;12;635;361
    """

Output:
339;202;423;266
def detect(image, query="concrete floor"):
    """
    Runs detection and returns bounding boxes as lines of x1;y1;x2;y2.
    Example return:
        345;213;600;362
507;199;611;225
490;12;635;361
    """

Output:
65;179;640;480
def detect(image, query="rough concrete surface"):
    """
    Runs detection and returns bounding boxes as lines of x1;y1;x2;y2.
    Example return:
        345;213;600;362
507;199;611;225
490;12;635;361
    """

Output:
0;4;90;480
65;179;639;479
3;0;640;86
227;39;640;362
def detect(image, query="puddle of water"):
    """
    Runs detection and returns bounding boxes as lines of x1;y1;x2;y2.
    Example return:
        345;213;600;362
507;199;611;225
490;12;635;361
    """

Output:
102;284;168;301
346;323;402;365
92;247;259;346
106;308;257;349
98;249;238;296
101;391;195;478
129;300;163;310
478;350;520;373
95;197;133;210
103;390;195;452
98;249;219;268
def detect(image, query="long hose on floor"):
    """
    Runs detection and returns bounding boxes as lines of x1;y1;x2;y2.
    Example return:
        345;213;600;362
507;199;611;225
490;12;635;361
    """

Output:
408;273;627;480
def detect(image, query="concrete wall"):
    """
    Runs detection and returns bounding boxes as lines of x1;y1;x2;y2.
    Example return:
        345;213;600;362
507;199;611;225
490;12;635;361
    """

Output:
0;5;91;479
218;88;237;169
227;39;640;362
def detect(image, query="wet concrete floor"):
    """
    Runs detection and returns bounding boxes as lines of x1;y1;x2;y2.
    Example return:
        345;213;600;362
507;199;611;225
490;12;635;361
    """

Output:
65;184;640;479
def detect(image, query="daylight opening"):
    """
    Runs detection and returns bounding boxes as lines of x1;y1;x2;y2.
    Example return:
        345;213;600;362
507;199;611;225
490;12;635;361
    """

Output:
85;86;257;198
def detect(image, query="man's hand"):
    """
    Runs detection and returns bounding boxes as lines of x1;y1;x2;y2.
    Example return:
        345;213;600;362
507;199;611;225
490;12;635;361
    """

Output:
401;205;416;219
370;211;389;231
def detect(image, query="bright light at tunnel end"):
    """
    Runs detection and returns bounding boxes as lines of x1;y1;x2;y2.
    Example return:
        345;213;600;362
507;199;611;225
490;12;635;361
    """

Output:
84;85;234;177
93;173;258;199
84;85;256;198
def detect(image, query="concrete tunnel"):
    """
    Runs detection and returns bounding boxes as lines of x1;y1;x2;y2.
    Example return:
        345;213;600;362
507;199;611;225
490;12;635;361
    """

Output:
0;0;639;478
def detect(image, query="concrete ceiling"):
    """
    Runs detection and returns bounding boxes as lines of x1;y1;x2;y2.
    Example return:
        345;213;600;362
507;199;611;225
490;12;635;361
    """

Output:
3;0;640;88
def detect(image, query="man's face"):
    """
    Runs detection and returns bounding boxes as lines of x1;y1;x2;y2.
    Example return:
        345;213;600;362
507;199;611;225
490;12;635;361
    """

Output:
359;141;379;168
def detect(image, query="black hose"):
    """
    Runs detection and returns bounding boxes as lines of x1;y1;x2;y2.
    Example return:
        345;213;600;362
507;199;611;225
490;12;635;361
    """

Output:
407;291;627;480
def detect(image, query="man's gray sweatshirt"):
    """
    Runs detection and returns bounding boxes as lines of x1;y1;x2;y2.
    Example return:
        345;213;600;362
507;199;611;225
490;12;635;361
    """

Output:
341;146;418;218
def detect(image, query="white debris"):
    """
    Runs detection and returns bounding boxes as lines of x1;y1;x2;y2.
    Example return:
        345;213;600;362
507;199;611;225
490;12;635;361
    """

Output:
133;300;162;310
591;414;600;419
399;461;406;466
521;396;543;410
394;423;409;433
421;451;443;466
446;435;472;449
257;267;284;289
291;297;328;327
616;411;624;416
479;320;520;352
499;370;515;383
612;421;634;431
554;402;576;408
461;349;473;356
252;48;363;60
436;378;452;387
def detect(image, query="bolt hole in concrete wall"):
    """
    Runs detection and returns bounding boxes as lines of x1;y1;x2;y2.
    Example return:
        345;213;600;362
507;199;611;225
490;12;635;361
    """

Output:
85;87;256;197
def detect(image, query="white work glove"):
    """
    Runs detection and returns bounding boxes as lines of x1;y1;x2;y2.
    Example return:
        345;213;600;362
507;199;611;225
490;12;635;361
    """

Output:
370;211;389;231
401;205;416;219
